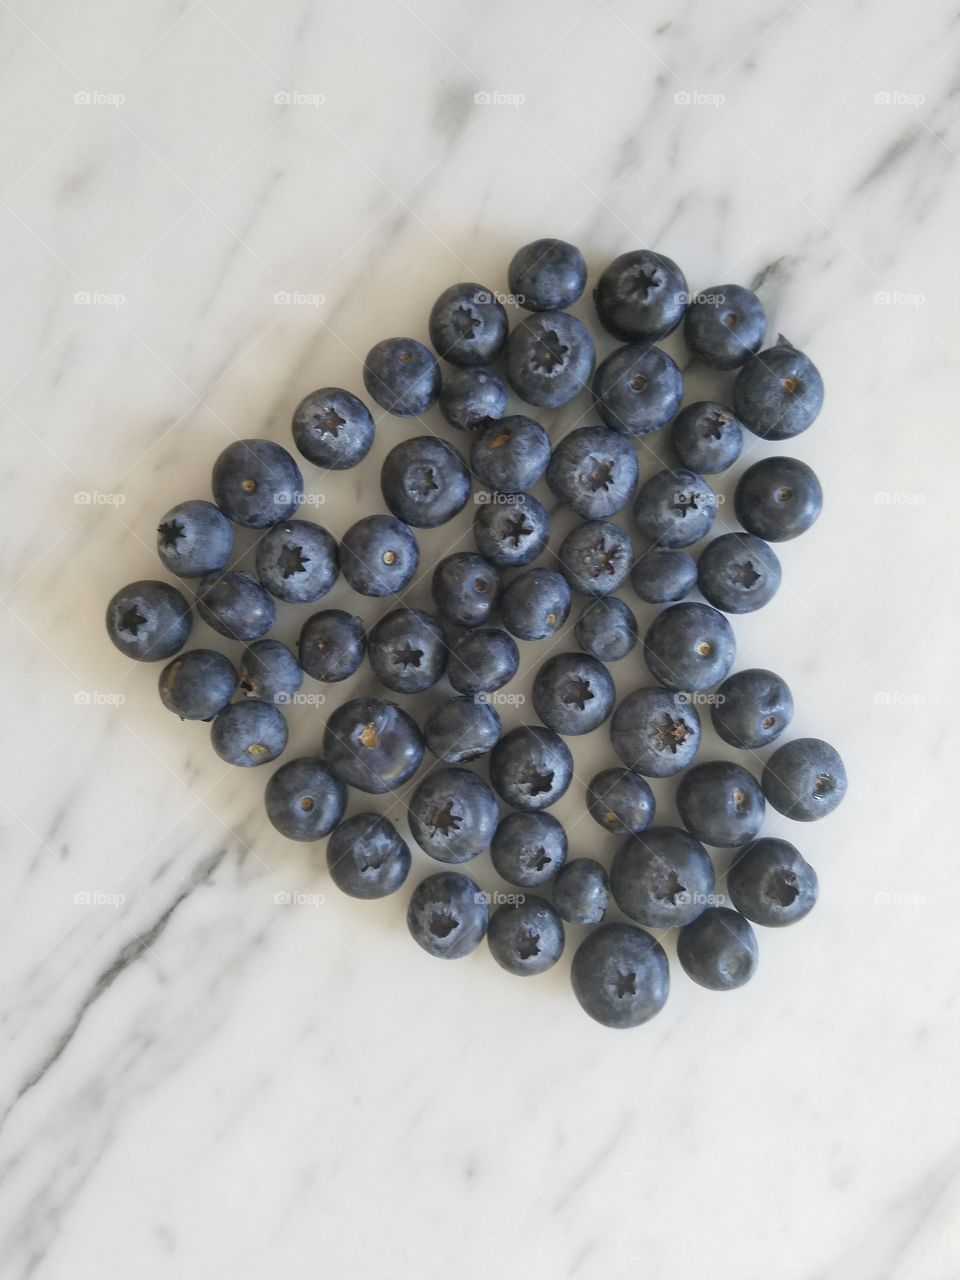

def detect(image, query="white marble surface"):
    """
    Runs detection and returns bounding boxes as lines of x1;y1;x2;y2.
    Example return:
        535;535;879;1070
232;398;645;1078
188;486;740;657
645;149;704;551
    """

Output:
2;1;959;1276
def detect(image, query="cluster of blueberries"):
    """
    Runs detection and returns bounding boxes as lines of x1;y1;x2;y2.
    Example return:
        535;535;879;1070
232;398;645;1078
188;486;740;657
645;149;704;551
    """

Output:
105;240;847;1030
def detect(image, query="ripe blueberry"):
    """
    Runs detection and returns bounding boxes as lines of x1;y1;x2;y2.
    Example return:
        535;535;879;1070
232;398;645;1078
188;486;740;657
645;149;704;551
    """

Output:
381;436;471;528
106;580;192;661
157;500;234;578
265;757;346;840
610;686;701;777
211;699;287;767
298;609;366;682
212;439;302;528
292;387;375;470
407;871;488;959
323;696;424;794
676;761;765;847
363;337;441;417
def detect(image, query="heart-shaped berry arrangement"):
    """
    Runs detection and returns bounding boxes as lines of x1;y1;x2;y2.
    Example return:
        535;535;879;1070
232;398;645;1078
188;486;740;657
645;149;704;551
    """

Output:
106;241;847;1030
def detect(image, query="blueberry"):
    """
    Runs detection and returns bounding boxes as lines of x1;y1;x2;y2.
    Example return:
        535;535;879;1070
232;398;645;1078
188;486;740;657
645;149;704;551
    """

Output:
593;249;687;344
157;500;234;578
340;514;419;597
446;628;519;696
552;858;609;925
264;757;346;840
609;686;701;777
734;455;822;542
298;609;366;682
532;652;615;736
439;366;507;431
327;813;411;899
683;284;766;369
697;533;781;614
362;337;441;417
733;338;824;439
210;699;287;767
490;811;568;887
558;520;632;597
500;568;570;641
212;439;302;528
323;696;424;794
546;425;639;518
761;737;847;822
676;761;765;847
367;607;447;694
424;696;502;763
574;597;638;662
505;311;595;409
586;768;655;835
727;838;818;927
593;344;683;436
291;387;375;470
632;467;716;548
106;580;192;661
238;638;303;704
470;415;551;492
508;238;586;312
670;402;744;474
429;283;508;367
643;603;736;692
431;553;501;628
570;923;670;1028
611;827;715;928
196;570;275;642
712;668;793;749
630;547;697;604
488;896;565;976
381;436;471;528
407;871;488;959
677;907;758;991
489;726;573;811
473;492;550;568
158;649;237;720
255;519;339;603
408;766;499;864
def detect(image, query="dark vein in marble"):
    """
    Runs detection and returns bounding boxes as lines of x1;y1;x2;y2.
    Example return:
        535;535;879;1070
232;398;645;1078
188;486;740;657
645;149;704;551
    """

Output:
2;847;228;1127
856;126;922;191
